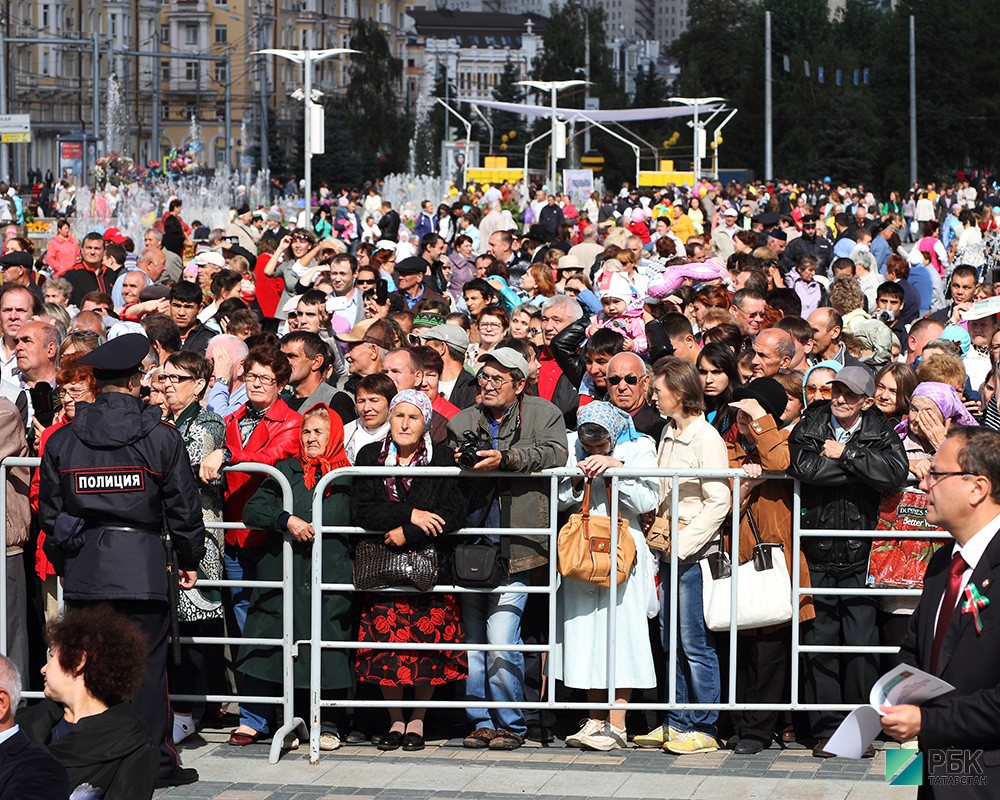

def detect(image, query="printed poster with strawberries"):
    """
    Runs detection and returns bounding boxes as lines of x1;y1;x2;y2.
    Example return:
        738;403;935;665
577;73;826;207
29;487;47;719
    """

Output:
867;490;943;588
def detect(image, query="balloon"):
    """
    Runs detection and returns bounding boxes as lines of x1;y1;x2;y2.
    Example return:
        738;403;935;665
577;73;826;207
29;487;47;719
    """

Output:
500;143;508;151
508;131;517;140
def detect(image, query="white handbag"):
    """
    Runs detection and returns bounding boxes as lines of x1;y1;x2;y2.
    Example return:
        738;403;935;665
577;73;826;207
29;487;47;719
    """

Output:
700;510;793;632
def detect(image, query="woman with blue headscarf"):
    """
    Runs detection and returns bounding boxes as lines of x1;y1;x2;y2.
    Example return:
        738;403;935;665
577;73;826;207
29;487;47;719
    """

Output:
554;401;659;752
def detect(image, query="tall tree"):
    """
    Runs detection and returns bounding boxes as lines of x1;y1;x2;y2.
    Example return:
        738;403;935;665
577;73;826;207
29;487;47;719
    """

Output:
345;20;412;177
312;100;364;187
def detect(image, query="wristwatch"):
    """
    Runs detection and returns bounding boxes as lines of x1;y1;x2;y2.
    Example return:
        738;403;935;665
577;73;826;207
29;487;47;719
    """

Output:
221;446;233;466
216;377;230;387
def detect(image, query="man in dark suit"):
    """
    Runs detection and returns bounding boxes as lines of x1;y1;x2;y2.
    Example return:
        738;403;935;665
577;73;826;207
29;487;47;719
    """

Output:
882;427;1000;798
0;655;69;799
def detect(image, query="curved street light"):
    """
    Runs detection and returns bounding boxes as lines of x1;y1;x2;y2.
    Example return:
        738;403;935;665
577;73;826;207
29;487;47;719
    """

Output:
518;79;588;193
669;95;725;183
254;48;359;216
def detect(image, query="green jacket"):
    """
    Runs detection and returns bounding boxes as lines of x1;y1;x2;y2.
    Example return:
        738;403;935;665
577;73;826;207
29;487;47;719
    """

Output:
237;457;353;690
447;394;569;572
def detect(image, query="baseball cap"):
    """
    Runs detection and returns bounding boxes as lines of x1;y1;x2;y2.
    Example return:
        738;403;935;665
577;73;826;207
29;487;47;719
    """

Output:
194;250;226;268
832;365;875;397
417;323;469;353
103;226;127;244
478;347;530;378
334;318;395;350
723;207;738;217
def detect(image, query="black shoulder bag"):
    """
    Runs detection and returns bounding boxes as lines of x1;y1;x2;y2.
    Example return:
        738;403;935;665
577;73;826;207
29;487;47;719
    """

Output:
453;482;509;588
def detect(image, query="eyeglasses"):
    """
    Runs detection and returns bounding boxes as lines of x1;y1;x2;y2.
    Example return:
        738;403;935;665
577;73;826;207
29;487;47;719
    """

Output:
478;322;503;331
808;385;833;399
290;234;313;243
607;375;641;386
526;327;542;337
738;308;768;319
162;374;196;384
245;372;277;386
924;470;977;487
477;371;513;388
56;388;89;400
356;279;376;286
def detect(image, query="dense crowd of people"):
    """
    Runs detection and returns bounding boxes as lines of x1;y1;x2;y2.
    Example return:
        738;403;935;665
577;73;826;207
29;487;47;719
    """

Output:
3;174;1000;797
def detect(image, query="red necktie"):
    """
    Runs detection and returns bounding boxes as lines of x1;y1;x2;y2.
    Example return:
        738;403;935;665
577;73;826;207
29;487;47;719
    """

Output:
931;551;967;674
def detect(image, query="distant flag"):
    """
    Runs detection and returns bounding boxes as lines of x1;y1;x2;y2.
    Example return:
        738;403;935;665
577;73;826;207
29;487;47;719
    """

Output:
804;60;810;78
853;68;859;86
818;66;824;84
863;67;870;85
835;69;842;86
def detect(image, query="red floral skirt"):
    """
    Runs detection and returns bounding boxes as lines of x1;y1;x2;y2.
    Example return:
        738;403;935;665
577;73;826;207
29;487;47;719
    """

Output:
356;592;468;686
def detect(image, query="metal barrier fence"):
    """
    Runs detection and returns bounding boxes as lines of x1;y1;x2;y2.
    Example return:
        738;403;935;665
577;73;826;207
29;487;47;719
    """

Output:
1;457;953;766
0;457;306;765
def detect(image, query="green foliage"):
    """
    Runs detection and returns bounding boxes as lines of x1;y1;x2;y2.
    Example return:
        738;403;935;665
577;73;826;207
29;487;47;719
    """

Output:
312;100;364;187
345;20;413;177
492;60;526;156
669;0;1000;189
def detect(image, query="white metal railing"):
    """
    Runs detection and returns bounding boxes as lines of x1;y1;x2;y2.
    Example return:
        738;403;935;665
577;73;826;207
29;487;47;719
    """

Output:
2;457;951;765
1;458;306;765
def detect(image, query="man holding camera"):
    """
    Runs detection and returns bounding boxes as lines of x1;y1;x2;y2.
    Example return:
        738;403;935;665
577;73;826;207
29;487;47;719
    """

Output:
447;347;568;751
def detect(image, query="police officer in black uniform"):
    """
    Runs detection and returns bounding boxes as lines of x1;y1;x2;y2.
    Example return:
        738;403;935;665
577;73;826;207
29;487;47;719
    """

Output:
37;333;206;788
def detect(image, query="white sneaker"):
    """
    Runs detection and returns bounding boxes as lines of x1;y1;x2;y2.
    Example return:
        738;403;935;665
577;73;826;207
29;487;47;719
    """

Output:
564;718;604;748
579;722;627;752
172;713;196;744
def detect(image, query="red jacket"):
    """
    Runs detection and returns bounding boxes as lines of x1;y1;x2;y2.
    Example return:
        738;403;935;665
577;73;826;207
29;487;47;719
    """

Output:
30;418;68;579
223;399;302;548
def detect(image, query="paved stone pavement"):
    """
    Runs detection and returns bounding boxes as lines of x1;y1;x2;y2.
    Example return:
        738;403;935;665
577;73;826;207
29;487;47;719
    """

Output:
154;730;918;800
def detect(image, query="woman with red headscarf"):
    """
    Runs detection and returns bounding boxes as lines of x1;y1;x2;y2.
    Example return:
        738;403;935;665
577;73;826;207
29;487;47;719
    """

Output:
231;404;354;750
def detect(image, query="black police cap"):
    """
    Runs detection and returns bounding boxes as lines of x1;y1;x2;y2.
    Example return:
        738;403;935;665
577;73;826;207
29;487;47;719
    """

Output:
78;332;149;380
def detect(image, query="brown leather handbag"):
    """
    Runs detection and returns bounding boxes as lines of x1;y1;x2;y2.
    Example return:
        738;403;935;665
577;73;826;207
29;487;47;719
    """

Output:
557;478;637;587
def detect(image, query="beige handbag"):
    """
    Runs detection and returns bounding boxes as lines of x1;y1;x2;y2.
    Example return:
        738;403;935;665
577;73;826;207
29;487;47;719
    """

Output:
557;479;637;587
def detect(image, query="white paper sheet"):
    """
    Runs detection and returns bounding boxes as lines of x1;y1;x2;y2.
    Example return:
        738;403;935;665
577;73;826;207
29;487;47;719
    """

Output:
824;664;955;758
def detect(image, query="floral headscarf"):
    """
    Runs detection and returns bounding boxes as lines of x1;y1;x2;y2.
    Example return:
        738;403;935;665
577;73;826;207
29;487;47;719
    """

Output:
577;401;642;446
379;389;434;500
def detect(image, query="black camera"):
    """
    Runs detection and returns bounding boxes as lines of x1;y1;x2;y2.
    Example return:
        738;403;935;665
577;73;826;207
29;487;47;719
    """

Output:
875;309;895;324
457;431;494;469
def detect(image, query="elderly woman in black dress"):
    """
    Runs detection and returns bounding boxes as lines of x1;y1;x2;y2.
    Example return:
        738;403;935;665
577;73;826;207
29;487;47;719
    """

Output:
351;389;468;752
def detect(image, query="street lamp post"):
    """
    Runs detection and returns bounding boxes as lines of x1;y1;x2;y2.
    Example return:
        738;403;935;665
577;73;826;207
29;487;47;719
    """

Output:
669;95;724;184
255;48;358;217
518;79;587;194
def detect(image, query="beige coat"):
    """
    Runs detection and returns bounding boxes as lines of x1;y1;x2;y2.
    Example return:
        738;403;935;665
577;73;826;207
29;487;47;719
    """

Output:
0;398;30;554
656;415;732;561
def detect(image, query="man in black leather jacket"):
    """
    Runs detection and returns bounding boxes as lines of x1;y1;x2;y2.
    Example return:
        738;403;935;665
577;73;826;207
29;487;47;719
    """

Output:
788;366;907;757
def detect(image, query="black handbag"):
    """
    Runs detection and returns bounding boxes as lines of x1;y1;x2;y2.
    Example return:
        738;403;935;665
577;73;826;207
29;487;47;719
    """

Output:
453;537;510;588
352;539;440;592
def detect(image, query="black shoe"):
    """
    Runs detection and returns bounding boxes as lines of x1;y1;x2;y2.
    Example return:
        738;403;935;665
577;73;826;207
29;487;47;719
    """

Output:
811;738;836;759
154;767;199;789
377;731;403;752
733;737;765;755
345;729;369;744
402;732;425;751
525;723;554;743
